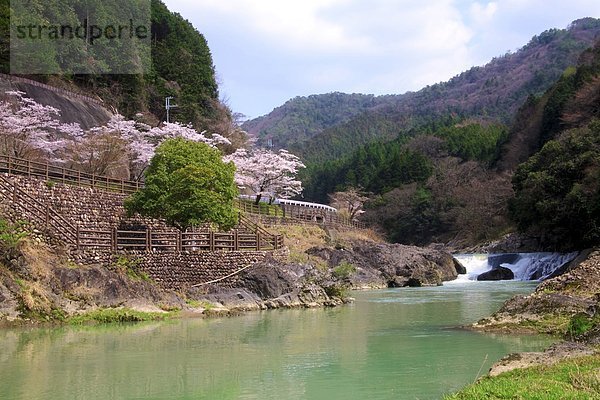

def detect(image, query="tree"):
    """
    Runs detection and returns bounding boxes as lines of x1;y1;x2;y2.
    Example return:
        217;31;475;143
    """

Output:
0;91;84;159
510;120;600;249
329;187;369;220
225;148;306;204
71;115;231;180
124;138;238;230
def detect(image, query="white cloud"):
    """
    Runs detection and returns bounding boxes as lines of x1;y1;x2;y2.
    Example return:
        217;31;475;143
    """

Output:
163;0;600;117
470;2;498;25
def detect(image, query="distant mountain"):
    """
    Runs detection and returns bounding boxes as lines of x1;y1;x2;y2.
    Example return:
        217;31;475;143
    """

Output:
244;18;600;164
242;92;395;148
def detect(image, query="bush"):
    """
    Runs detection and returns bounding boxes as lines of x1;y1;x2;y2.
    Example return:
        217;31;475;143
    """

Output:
0;218;28;260
332;261;357;279
125;138;238;230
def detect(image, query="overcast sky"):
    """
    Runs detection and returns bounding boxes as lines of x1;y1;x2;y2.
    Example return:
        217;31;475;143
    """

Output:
162;1;600;119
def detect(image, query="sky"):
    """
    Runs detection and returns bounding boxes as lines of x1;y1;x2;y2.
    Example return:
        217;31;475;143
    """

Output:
162;1;600;119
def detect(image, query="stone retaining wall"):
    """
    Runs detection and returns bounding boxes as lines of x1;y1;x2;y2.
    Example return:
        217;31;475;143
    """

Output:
71;249;290;290
4;174;171;231
1;174;289;290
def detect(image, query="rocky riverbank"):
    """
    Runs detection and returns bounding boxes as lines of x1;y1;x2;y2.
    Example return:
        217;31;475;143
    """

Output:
447;248;600;397
0;226;459;325
472;249;600;335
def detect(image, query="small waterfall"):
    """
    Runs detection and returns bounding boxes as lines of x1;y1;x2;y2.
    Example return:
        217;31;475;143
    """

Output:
453;252;579;281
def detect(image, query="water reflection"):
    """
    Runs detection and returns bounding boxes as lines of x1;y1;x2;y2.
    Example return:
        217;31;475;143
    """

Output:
0;283;553;400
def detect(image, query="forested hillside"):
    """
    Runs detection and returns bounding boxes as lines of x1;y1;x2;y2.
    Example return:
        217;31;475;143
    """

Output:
308;34;600;250
242;92;394;149
509;40;600;249
245;18;600;166
0;0;229;135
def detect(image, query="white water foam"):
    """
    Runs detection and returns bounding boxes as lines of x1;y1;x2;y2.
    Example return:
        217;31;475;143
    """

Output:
452;254;490;283
452;252;579;282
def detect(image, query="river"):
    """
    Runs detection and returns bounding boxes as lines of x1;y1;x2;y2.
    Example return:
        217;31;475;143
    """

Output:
0;282;553;400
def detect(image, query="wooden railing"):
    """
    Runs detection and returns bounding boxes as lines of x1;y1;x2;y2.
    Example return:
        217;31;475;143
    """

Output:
0;172;283;252
0;155;141;195
0;155;365;229
235;198;366;230
77;227;283;252
0;73;105;106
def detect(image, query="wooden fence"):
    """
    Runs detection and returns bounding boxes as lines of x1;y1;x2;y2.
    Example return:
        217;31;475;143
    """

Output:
235;199;366;229
0;154;365;231
0;155;141;195
0;73;105;106
0;173;283;253
77;227;284;252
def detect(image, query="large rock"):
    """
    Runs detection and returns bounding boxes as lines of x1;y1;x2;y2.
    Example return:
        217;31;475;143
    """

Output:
453;258;467;275
307;240;458;288
477;267;515;281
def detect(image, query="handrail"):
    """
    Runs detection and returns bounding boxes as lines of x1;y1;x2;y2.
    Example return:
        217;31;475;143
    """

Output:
0;73;105;106
0;155;141;195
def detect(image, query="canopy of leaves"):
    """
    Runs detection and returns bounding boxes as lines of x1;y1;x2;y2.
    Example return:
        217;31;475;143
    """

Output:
225;148;305;204
510;120;600;249
125;138;238;230
434;122;509;164
302;118;508;203
1;0;220;131
242;92;394;149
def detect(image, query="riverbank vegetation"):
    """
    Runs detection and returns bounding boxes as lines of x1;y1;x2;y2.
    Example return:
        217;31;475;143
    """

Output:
446;354;600;399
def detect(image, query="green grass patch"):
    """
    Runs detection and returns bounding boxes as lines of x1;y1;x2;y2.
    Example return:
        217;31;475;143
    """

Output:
519;314;572;335
332;261;357;279
185;299;215;310
68;308;173;325
445;355;600;399
114;255;151;282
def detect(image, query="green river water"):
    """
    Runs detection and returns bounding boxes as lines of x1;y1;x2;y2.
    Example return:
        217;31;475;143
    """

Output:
0;282;554;400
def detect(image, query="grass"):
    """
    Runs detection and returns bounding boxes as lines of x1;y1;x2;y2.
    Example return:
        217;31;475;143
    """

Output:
445;354;600;399
185;299;215;310
68;308;174;325
332;261;357;279
114;255;151;282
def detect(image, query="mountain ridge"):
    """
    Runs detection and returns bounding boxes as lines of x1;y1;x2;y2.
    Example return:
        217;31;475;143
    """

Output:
243;18;600;164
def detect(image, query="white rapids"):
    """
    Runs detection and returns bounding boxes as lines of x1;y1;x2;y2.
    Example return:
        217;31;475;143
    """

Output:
452;252;579;282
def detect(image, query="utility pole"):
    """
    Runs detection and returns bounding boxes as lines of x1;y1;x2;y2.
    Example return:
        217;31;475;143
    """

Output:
165;96;178;123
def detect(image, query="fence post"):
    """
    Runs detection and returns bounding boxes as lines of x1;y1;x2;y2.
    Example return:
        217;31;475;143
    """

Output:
234;230;239;251
177;231;182;252
256;232;261;251
209;231;215;252
7;155;11;175
146;229;152;252
76;225;80;250
112;227;118;252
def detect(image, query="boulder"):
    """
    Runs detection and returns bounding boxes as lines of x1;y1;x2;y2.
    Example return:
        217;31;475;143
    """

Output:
453;258;467;275
308;240;458;288
477;266;515;281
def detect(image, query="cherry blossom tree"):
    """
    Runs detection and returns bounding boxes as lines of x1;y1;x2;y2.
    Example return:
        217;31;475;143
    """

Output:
0;91;84;159
329;187;369;220
74;116;232;180
1;90;233;180
224;148;306;204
